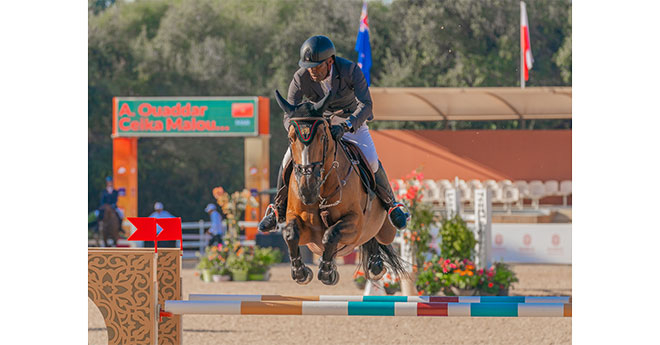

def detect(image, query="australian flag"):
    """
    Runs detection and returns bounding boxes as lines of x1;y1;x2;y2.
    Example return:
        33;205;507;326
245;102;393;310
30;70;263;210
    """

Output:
355;1;372;86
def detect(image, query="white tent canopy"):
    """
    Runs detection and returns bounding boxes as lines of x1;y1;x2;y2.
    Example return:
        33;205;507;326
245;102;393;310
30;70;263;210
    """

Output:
370;87;572;121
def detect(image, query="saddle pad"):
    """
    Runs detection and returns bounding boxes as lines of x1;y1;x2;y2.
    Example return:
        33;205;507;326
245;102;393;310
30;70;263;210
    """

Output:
339;139;376;193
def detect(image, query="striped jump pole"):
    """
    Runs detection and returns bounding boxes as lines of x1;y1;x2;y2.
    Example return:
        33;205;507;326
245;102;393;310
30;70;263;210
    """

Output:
164;300;571;317
188;294;572;304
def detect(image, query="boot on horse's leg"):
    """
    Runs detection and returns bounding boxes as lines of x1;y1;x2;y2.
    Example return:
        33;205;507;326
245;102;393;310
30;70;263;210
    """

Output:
318;217;353;286
317;235;340;286
374;161;409;230
283;220;312;285
258;161;291;232
362;238;387;280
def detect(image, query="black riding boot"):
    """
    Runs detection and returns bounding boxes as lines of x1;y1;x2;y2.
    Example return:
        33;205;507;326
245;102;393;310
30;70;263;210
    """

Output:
258;161;291;232
374;161;409;230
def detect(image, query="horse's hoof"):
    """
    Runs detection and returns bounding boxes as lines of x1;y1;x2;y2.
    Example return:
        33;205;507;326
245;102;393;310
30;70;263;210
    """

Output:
370;266;387;281
292;266;313;285
318;269;339;286
368;257;386;280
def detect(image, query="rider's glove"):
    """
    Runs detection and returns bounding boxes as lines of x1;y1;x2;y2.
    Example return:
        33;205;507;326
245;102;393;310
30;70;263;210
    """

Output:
330;125;346;140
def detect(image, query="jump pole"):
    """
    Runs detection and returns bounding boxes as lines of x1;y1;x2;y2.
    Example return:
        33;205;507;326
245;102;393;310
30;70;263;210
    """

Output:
188;294;571;304
164;300;571;317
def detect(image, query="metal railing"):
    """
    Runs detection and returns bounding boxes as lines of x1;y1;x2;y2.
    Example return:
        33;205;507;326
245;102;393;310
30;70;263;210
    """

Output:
88;220;259;259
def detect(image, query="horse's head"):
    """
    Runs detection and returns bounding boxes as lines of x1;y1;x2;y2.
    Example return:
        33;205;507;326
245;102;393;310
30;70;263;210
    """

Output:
276;90;332;205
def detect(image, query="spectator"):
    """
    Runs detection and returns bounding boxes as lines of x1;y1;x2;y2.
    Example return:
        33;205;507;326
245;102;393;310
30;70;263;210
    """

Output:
205;203;226;247
146;202;177;248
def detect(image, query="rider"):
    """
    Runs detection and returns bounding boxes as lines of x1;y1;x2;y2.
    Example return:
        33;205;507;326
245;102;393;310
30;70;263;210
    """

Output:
98;176;122;224
258;35;408;232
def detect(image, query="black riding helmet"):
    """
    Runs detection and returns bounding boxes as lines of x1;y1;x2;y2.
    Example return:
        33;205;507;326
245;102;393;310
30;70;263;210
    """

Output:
298;35;336;69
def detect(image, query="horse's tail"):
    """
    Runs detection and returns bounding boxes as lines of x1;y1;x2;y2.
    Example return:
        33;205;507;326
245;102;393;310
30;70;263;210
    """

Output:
359;238;409;281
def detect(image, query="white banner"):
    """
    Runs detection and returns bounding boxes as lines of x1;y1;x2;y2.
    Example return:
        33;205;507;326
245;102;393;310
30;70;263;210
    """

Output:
489;223;571;264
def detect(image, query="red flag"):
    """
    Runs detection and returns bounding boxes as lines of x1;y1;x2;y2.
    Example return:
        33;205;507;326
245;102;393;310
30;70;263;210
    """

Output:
127;217;157;241
521;1;534;81
156;217;183;254
156;218;182;241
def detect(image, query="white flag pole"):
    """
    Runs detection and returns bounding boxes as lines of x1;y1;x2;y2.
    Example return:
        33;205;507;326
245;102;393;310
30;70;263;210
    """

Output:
520;1;525;89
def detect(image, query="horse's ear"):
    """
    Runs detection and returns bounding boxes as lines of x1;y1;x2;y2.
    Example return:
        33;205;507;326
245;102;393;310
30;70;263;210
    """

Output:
275;90;296;114
313;92;330;114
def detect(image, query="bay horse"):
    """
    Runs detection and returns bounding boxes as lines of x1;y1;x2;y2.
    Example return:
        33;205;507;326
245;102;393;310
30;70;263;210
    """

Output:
98;204;121;247
274;90;406;285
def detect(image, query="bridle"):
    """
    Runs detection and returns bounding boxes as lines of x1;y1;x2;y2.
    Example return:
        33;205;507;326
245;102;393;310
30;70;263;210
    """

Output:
289;117;346;209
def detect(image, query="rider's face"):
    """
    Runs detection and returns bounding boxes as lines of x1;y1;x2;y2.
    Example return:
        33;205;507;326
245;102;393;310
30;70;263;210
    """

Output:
307;58;332;82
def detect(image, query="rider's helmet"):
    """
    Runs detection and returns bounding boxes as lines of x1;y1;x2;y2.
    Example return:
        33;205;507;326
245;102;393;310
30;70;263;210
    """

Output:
105;176;113;182
154;202;164;211
298;35;336;69
205;203;217;213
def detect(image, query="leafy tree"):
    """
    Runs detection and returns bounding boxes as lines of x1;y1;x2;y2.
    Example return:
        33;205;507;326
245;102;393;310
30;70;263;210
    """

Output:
88;0;571;218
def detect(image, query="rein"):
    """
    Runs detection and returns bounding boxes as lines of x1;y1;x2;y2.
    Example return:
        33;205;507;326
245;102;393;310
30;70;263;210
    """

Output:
290;117;351;214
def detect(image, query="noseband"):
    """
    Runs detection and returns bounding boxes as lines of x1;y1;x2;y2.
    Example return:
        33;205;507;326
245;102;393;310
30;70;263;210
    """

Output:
290;118;330;182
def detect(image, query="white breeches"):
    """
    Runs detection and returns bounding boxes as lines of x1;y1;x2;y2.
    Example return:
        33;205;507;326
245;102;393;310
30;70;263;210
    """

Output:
283;120;380;173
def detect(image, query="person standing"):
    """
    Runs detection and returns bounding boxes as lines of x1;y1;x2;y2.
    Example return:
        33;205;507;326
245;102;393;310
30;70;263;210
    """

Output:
146;202;176;248
205;203;226;247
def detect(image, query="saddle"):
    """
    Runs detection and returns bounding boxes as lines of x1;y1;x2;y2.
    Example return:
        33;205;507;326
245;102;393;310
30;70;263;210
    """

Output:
338;139;376;201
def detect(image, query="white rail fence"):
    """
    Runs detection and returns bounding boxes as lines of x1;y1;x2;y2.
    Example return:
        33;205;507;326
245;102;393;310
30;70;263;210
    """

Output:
89;220;258;259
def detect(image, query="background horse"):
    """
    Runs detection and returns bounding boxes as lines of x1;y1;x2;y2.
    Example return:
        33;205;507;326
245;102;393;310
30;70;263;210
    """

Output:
274;91;406;285
97;204;122;247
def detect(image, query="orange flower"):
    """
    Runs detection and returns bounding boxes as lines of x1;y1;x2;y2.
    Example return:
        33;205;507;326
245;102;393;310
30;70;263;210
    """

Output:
466;264;475;270
467;271;474;276
384;282;390;288
459;270;466;276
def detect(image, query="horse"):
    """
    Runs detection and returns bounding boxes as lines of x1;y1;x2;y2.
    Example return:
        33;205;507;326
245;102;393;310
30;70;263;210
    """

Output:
97;204;122;247
274;90;406;285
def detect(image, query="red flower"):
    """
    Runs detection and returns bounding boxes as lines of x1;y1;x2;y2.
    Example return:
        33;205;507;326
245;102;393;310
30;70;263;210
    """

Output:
488;282;494;288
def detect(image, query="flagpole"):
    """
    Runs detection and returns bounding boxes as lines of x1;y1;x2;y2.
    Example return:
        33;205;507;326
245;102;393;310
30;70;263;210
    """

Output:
520;1;525;89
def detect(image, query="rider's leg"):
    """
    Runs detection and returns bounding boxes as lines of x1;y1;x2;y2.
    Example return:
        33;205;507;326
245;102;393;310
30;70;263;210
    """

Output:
342;123;409;229
258;148;293;232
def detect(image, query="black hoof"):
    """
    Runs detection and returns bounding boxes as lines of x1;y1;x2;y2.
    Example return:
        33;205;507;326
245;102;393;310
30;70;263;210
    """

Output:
318;269;339;286
368;256;386;280
292;266;313;285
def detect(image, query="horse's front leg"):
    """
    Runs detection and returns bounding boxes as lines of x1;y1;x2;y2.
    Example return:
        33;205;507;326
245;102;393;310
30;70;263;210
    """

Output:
282;217;313;285
318;213;358;286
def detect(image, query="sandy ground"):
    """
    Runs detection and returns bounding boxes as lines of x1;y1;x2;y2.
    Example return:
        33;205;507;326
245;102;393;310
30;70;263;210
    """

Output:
89;262;571;345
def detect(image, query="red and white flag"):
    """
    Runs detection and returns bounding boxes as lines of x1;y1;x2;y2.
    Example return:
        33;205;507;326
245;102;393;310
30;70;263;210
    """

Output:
521;1;534;81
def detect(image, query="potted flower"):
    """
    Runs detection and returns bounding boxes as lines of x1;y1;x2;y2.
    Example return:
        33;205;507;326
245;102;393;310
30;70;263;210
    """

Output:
383;273;401;295
212;266;232;282
475;262;518;295
353;270;367;290
227;255;250;281
248;247;282;281
195;253;214;283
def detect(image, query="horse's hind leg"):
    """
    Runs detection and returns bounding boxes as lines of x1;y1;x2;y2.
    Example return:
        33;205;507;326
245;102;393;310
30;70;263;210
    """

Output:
318;213;357;286
282;218;312;285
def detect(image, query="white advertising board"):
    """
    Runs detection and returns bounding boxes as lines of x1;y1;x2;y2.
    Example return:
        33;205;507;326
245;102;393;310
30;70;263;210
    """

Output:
489;223;572;264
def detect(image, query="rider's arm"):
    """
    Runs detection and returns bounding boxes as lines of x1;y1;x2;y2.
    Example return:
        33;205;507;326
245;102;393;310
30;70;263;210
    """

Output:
284;72;304;130
347;64;373;131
